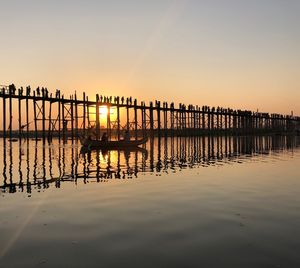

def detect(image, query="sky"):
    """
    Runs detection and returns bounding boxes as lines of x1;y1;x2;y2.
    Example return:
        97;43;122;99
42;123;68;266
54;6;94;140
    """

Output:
0;0;299;115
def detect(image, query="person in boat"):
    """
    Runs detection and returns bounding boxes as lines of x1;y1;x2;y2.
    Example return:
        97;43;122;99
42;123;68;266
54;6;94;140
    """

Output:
101;132;108;142
124;130;130;141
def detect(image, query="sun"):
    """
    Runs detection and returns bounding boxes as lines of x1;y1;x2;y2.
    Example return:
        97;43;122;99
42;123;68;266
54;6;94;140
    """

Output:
99;106;115;118
99;106;108;116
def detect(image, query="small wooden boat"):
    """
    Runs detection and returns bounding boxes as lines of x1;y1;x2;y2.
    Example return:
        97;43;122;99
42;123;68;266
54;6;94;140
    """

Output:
80;136;148;150
8;138;19;142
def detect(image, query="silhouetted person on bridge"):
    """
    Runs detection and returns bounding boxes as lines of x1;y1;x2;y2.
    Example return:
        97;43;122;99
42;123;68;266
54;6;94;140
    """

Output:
101;132;108;142
124;130;130;141
26;86;31;96
9;84;16;95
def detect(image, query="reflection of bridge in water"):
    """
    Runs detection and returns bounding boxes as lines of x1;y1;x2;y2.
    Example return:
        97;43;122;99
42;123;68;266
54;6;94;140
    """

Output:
1;135;299;195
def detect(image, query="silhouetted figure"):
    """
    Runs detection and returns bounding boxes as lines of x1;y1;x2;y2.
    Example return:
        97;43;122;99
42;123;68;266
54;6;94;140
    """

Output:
36;87;40;96
12;84;16;95
26;86;31;96
101;132;108;142
9;84;16;95
124;130;130;141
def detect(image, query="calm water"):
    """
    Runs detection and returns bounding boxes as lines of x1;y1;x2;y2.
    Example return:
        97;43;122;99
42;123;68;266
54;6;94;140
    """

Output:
0;136;300;268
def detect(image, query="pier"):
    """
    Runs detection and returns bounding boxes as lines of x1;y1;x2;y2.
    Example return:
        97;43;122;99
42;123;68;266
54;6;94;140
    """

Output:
1;84;300;140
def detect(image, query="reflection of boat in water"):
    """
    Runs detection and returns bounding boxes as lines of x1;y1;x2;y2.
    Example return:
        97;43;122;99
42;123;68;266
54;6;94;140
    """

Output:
80;144;148;157
80;136;148;150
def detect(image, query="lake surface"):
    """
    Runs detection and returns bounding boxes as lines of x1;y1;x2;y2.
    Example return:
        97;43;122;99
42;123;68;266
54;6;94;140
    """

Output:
0;136;300;268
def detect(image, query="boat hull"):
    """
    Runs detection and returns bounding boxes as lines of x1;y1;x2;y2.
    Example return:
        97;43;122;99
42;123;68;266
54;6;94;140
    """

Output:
81;137;148;149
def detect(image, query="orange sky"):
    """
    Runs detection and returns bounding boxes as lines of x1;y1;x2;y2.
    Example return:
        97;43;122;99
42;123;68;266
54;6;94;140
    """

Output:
0;0;299;116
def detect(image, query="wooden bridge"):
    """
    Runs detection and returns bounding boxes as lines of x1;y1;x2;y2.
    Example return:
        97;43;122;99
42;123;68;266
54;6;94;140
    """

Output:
1;84;300;140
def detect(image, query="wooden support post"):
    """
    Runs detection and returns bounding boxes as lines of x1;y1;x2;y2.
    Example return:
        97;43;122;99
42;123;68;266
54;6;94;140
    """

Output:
2;89;6;138
157;101;161;135
96;95;100;140
75;93;78;139
207;108;211;131
61;96;65;139
220;110;223;131
58;91;61;139
216;109;219;130
141;102;144;136
70;96;74;139
83;92;86;135
164;102;168;135
232;112;235;132
48;100;52;140
26;93;29;138
126;100;130;131
170;104;174;135
149;102;154;135
134;99;138;140
187;107;190;130
42;94;45;139
211;108;214;130
18;89;22;138
33;92;38;140
9;89;12;139
202;108;205;131
196;107;200;131
107;104;111;140
182;107;185;131
117;97;120;140
87;96;90;128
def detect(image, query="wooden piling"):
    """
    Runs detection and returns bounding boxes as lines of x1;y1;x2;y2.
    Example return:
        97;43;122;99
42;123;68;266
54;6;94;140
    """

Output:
18;89;21;138
70;96;74;139
26;93;29;138
9;89;12;139
42;93;46;139
48;100;52;140
2;89;6;138
33;92;38;140
117;97;120;140
75;93;78;139
107;104;111;140
61;96;65;139
83;92;86;136
134;99;138;140
96;95;100;140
